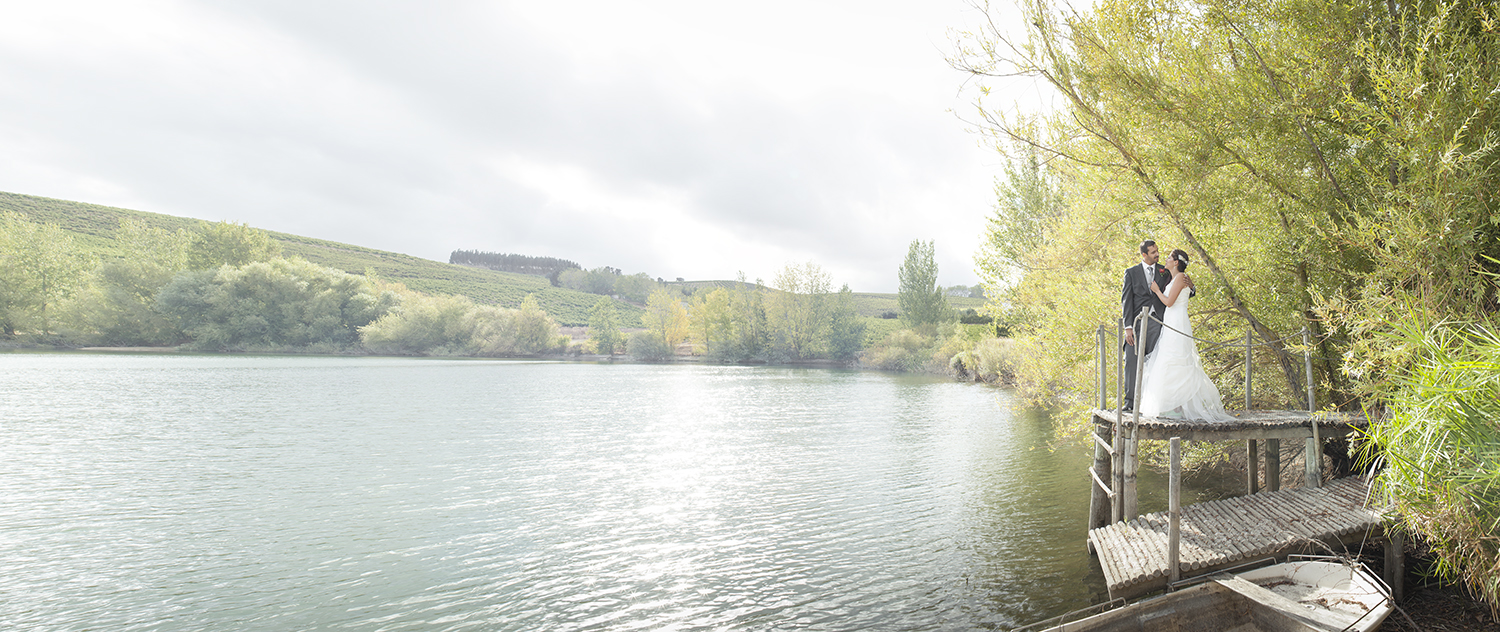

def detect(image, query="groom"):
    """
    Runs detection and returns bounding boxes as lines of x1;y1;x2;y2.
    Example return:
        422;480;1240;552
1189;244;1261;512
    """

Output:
1120;240;1170;411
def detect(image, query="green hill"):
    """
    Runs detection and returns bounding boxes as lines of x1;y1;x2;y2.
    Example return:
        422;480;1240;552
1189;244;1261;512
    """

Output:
0;191;641;327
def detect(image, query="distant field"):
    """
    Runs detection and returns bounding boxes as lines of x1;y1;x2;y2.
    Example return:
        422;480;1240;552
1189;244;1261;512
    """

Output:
0;191;642;327
850;293;986;318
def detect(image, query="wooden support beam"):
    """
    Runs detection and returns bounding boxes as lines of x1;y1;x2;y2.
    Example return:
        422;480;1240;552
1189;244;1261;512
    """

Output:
1265;438;1281;492
1386;531;1405;602
1247;439;1259;494
1168;437;1181;584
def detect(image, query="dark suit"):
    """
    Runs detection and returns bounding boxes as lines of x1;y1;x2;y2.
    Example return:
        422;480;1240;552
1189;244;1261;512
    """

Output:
1120;262;1170;409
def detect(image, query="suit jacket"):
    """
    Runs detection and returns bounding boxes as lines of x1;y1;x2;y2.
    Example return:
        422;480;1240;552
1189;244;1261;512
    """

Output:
1121;262;1171;337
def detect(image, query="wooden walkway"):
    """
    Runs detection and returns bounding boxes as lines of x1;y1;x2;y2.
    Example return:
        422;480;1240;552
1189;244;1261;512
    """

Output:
1088;476;1386;600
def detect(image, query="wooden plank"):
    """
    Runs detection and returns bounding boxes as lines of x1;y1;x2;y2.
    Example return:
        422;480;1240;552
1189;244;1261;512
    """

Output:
1090;476;1386;600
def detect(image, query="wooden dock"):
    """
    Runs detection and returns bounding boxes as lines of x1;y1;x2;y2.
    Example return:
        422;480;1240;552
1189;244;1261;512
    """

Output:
1088;475;1390;600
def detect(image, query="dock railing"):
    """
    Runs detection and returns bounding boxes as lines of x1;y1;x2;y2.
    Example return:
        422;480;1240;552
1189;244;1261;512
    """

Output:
1087;309;1325;531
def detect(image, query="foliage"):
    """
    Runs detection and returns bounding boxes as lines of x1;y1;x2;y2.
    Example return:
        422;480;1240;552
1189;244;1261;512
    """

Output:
359;291;477;356
826;285;867;363
690;287;734;359
953;0;1500;606
159;258;396;352
63;219;191;345
954;0;1500;407
448;250;580;280
187;221;282;269
558;267;660;304
627;330;673;361
0;211;93;337
766;262;833;360
863;329;937;372
639;288;690;356
1359;318;1500;616
725;274;771;361
898;239;953;329
0;190;637;327
508;294;561;355
587;296;624;355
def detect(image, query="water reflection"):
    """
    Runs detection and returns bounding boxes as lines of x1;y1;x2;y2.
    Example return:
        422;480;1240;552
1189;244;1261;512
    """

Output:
0;354;1227;631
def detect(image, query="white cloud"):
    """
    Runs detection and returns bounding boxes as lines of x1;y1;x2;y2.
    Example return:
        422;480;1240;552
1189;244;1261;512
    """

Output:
0;0;1013;292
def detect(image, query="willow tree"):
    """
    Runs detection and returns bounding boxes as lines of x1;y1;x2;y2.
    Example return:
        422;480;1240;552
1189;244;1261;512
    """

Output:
955;0;1498;409
956;0;1500;609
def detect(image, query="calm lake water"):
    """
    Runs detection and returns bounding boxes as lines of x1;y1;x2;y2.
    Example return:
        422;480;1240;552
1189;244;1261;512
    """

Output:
0;353;1229;631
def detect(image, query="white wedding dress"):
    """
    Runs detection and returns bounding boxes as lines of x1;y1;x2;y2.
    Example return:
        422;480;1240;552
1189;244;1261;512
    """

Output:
1137;277;1233;422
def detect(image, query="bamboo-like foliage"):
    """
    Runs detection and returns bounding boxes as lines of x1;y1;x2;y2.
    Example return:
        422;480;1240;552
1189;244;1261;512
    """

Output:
1361;318;1500;616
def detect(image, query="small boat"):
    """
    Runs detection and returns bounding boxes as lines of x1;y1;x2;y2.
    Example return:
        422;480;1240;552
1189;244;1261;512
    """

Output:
1019;557;1393;631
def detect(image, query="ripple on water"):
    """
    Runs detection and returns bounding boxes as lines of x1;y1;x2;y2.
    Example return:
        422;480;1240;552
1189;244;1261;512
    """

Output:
0;356;1125;631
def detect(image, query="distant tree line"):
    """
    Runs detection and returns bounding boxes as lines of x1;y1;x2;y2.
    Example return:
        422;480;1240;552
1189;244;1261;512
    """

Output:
0;213;565;356
588;265;866;364
558;267;659;303
448;250;581;281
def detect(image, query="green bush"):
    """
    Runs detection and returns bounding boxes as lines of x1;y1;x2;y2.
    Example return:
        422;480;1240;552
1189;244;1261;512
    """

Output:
627;330;673;361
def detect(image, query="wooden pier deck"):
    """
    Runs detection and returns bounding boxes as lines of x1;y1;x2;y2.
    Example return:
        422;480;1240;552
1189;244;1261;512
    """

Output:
1088;476;1388;600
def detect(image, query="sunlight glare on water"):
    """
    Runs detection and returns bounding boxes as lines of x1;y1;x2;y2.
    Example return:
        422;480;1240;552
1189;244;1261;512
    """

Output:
0;353;1149;631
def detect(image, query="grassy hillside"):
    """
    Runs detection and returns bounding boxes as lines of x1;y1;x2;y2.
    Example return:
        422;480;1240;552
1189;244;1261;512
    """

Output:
850;292;985;318
0;191;641;327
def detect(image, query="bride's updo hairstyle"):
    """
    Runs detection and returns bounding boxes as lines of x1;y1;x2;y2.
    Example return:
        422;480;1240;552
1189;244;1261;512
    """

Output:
1170;249;1190;271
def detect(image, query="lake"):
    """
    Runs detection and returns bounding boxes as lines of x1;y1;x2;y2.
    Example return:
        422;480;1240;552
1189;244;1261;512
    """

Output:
0;353;1227;631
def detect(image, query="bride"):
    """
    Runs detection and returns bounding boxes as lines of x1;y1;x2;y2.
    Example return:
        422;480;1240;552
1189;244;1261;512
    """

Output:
1137;249;1233;422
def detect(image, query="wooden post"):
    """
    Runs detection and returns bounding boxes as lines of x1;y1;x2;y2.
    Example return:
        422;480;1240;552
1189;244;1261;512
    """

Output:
1168;437;1181;584
1247;440;1259;494
1385;531;1405;602
1302;328;1321;488
1268;440;1282;491
1125;307;1149;522
1097;325;1108;410
1305;417;1322;488
1124;424;1138;521
1112;319;1124;523
1244;328;1253;409
1115;318;1124;415
1111;422;1123;523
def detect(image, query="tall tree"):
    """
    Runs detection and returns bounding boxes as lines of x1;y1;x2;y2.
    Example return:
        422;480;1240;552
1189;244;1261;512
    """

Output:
0;212;91;337
187;221;282;270
690;287;733;358
67;219;191;345
766;262;832;359
898;239;951;329
641;288;689;352
587;297;623;355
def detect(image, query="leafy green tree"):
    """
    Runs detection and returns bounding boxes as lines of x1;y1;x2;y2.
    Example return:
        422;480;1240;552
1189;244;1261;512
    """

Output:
587;296;623;354
690;287;733;358
640;287;689;354
359;291;476;355
627;329;673;360
766;262;831;359
66;219;191;345
826;284;867;362
0;212;92;337
159;258;392;351
511;293;559;354
187;221;282;269
613;273;657;303
898;240;951;330
953;0;1500;608
727;273;769;360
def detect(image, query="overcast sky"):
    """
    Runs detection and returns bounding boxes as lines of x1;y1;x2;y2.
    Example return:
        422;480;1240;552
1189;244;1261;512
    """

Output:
0;0;1039;293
